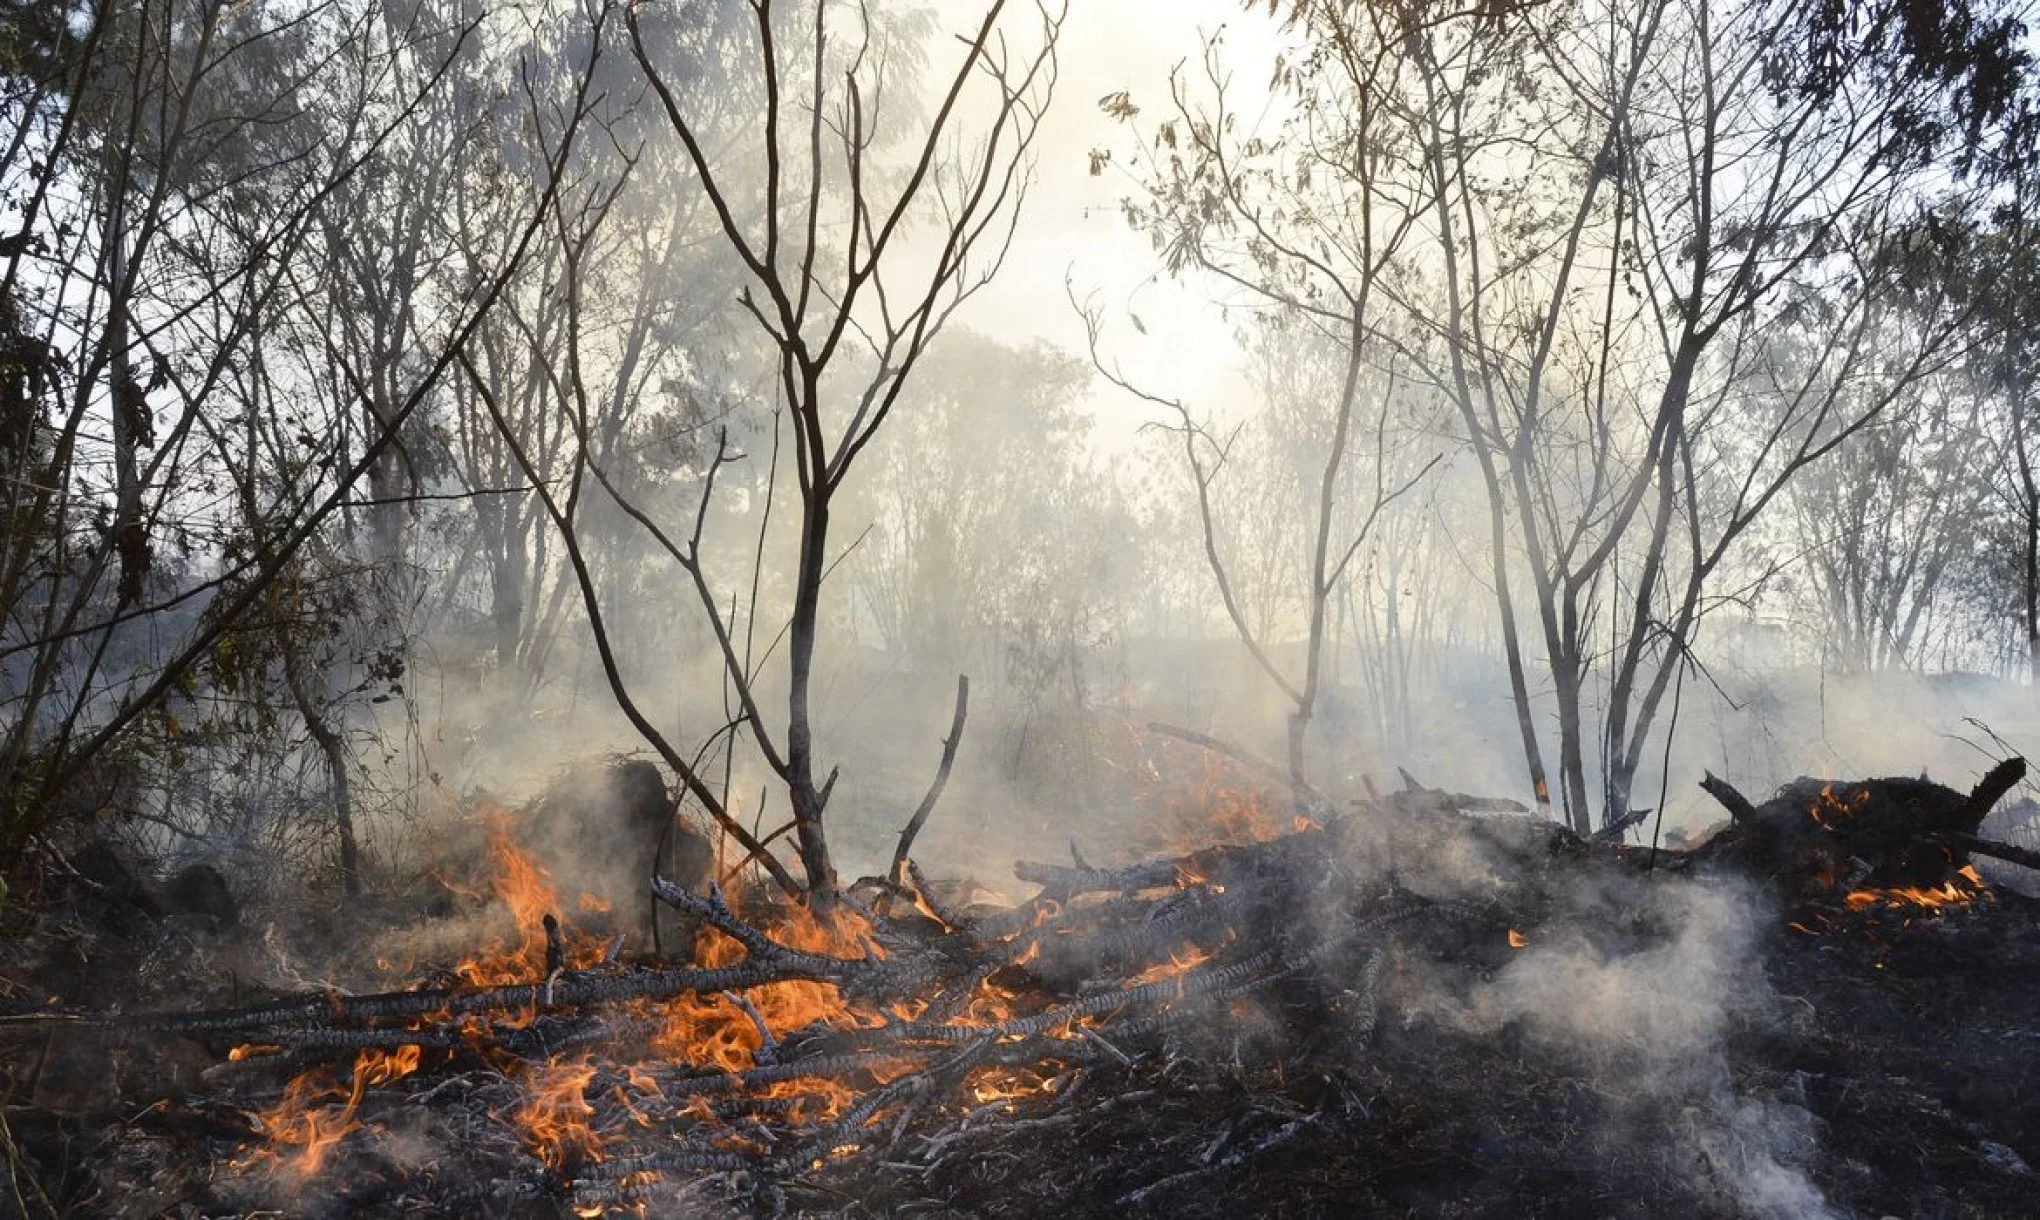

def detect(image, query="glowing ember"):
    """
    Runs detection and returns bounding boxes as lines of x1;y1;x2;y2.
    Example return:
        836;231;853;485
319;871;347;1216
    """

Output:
1508;928;1528;949
1127;943;1217;988
957;975;1026;1027
229;1043;279;1061
1806;782;1869;830
966;1065;1060;1106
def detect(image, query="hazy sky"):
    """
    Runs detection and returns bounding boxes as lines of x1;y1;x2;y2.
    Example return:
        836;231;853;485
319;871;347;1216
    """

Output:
941;0;1278;451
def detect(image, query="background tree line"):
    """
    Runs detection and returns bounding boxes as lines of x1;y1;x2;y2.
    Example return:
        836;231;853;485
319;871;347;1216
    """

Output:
1;0;2036;904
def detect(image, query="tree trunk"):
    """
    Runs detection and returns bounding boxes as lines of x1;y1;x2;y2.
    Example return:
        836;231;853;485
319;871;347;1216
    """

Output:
2014;406;2040;683
1286;707;1310;813
106;189;147;608
1553;654;1592;836
786;477;837;898
283;635;359;897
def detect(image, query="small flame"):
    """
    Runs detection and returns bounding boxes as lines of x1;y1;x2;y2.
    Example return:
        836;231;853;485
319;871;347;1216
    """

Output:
966;1065;1059;1106
357;1044;423;1086
515;1059;603;1170
248;1045;422;1175
1127;943;1217;988
452;814;607;987
229;1044;280;1061
1806;783;1869;830
248;1070;358;1175
1508;928;1528;949
1131;750;1313;857
1841;864;1990;912
650;904;887;1088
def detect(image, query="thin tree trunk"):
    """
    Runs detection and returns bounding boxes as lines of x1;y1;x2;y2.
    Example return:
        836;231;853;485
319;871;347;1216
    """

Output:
2015;406;2040;682
107;188;147;608
786;475;837;898
283;623;359;896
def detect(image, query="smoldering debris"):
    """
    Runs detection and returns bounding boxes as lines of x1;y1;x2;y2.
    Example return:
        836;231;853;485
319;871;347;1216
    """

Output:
3;764;2037;1218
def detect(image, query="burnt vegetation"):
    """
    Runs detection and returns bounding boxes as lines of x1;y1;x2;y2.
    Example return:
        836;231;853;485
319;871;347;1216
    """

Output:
3;0;2040;1216
6;754;2040;1216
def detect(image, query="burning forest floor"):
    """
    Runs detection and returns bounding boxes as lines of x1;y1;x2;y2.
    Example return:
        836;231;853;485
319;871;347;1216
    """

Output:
4;763;2039;1218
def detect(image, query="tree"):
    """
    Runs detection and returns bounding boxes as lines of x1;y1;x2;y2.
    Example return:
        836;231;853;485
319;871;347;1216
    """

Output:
0;0;605;870
1087;0;2025;834
473;0;1063;901
1082;14;1443;802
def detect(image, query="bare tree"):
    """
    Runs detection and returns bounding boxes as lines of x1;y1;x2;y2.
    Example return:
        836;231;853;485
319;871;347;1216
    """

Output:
471;0;1063;901
1079;0;2006;833
1081;11;1442;802
1395;0;1991;830
1789;347;1995;672
0;0;604;867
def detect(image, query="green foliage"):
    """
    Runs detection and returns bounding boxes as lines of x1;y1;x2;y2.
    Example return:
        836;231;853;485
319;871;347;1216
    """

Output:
1780;0;2038;179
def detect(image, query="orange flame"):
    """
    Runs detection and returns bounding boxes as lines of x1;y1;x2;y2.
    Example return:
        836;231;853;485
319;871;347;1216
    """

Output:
1806;783;1870;830
248;1044;422;1175
516;1059;602;1170
1842;865;1990;912
650;903;886;1085
966;1064;1060;1106
1133;753;1314;857
248;820;936;1181
1127;943;1216;988
452;815;608;987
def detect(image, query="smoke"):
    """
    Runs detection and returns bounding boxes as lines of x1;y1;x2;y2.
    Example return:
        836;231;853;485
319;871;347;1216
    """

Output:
1459;872;1835;1218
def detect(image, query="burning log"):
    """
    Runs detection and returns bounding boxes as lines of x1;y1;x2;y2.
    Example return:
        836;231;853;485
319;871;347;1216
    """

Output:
1935;831;2040;874
1695;758;2025;903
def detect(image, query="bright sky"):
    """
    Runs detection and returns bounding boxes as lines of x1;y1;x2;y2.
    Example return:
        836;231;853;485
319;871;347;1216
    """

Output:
940;0;1278;453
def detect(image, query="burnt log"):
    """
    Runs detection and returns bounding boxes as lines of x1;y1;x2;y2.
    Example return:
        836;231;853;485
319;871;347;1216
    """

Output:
1695;758;2026;893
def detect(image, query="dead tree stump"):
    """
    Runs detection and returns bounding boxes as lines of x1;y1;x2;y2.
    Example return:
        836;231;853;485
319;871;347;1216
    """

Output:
1696;759;2025;894
520;758;712;943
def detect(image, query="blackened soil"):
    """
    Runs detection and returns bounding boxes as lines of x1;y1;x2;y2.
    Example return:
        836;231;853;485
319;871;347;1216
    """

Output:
804;891;2040;1219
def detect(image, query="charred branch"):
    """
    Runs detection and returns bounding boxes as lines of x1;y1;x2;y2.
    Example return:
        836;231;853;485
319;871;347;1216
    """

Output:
890;675;970;889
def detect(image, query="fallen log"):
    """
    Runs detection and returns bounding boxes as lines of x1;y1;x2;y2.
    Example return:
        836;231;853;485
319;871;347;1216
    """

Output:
1935;831;2040;874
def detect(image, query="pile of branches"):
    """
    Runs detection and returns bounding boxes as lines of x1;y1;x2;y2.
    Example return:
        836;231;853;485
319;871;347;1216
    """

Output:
1685;758;2035;894
30;799;1528;1215
16;760;2034;1215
